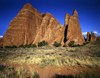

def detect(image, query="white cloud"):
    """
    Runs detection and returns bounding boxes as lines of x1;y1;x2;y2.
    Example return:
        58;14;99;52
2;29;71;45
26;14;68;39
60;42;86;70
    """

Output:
82;32;87;35
82;31;100;36
0;35;3;38
93;31;100;36
93;31;97;33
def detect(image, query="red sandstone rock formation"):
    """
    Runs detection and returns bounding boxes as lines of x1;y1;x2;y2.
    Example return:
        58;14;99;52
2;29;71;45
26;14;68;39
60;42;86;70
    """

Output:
65;9;85;45
90;32;96;41
87;32;90;41
96;36;100;40
1;3;65;47
2;3;43;47
0;38;3;47
0;3;86;47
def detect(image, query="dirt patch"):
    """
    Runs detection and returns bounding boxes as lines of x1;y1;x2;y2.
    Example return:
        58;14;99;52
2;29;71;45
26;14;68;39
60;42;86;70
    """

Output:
0;61;100;78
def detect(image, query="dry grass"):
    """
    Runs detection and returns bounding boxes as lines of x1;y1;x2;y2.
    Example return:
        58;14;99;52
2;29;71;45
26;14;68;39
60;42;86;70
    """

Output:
0;64;39;78
0;40;100;78
0;40;100;68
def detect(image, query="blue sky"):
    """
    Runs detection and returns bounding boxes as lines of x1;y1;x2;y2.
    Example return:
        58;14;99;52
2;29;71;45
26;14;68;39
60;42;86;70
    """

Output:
0;0;100;38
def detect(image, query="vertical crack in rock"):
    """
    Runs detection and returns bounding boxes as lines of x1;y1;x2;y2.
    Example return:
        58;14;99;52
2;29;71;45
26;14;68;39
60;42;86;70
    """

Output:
64;25;68;43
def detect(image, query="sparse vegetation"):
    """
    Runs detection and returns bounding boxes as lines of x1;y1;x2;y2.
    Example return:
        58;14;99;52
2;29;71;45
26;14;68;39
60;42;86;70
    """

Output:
5;45;17;48
53;41;61;47
0;39;100;78
12;45;17;48
24;44;31;48
69;49;79;52
0;65;39;78
18;44;25;48
73;44;81;47
31;44;37;48
75;68;100;78
63;45;66;47
54;68;100;78
83;42;90;46
68;41;75;47
91;39;100;45
38;40;48;47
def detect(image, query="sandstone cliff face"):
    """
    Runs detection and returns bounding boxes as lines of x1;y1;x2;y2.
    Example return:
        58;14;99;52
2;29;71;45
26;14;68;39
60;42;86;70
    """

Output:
1;3;65;47
87;32;90;41
90;32;96;41
0;3;86;47
3;3;43;47
0;38;3;47
65;10;85;45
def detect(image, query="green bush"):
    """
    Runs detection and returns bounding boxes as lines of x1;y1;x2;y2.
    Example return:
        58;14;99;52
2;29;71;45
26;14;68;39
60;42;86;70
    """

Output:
63;45;66;47
68;41;75;47
12;45;17;48
24;44;31;48
74;44;81;47
18;44;25;48
38;40;48;47
83;42;90;46
5;46;12;48
31;44;37;48
53;41;61;47
5;45;17;48
0;46;3;48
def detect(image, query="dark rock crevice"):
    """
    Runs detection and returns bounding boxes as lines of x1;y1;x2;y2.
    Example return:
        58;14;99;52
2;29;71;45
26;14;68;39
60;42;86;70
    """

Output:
64;25;68;43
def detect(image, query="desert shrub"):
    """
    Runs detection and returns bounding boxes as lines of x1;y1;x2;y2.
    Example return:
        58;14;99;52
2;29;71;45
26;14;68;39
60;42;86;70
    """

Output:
31;44;37;48
38;40;48;47
0;65;40;78
0;46;3;48
69;48;79;52
75;69;100;78
63;45;66;47
70;54;78;57
24;44;31;48
83;42;90;46
12;45;17;48
74;44;81;47
91;39;100;45
53;41;61;47
5;46;12;48
54;69;100;78
18;44;25;48
5;45;17;48
68;41;75;47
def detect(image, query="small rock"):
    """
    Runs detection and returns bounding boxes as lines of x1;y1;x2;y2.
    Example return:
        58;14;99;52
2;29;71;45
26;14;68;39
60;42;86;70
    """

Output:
51;52;54;54
29;53;34;55
25;56;30;60
45;53;50;55
87;65;94;69
59;53;62;55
